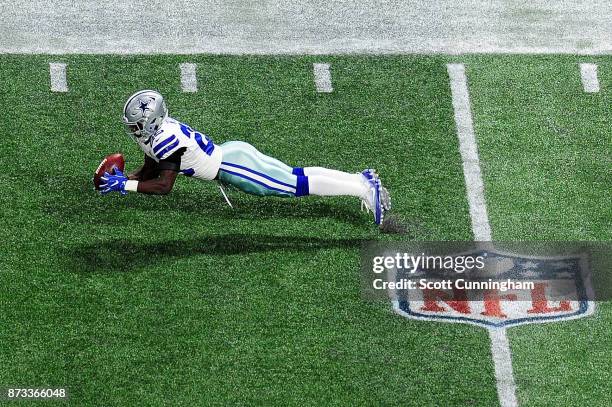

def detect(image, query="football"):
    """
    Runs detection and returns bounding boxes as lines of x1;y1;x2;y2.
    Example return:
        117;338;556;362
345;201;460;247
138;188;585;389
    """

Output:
93;153;125;190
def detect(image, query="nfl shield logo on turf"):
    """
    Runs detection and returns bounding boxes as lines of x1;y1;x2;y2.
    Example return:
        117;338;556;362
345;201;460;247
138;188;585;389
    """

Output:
392;249;595;328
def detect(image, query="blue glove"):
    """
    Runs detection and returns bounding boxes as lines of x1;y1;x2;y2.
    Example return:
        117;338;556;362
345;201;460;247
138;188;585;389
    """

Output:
100;168;128;195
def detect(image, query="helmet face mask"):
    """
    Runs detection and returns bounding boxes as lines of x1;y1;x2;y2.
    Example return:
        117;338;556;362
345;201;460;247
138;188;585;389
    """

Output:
123;118;145;137
123;90;168;139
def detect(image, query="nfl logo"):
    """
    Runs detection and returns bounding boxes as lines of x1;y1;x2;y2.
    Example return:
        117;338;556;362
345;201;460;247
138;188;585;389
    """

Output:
392;249;595;328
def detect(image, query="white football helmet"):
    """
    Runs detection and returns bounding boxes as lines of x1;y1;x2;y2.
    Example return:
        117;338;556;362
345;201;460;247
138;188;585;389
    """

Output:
122;90;168;138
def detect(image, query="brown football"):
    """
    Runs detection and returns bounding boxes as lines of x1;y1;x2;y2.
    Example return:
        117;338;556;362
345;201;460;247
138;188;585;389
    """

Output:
93;153;125;190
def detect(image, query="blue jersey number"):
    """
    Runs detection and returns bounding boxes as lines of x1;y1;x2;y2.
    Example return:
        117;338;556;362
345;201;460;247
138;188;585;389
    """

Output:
179;123;215;156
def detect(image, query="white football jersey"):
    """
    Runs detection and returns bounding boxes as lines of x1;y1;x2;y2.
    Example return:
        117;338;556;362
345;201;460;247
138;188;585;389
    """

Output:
135;117;222;180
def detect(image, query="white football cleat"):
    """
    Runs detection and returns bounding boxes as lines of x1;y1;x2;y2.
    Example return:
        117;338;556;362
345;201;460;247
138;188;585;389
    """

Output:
360;169;391;213
379;184;391;211
361;168;378;182
361;177;385;225
360;169;376;212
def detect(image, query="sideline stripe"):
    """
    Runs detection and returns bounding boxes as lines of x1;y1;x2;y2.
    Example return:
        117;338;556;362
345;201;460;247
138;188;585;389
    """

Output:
447;63;518;407
313;63;333;93
579;63;600;93
180;63;198;92
49;62;68;92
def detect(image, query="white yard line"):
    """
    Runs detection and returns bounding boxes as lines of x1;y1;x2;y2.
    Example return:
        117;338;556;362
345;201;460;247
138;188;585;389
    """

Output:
49;62;68;92
489;327;519;407
313;63;333;93
579;63;600;93
447;63;518;407
180;63;198;92
447;64;492;242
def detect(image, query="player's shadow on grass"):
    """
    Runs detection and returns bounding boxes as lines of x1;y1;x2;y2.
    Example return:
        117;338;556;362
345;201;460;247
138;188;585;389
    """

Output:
43;182;367;227
128;194;367;225
68;234;363;273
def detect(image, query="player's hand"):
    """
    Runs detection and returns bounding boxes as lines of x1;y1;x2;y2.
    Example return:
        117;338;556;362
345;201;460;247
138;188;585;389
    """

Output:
100;168;128;195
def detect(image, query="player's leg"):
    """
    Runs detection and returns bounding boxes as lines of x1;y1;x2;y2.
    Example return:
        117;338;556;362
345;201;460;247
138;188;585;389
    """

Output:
302;173;367;197
218;141;389;223
218;141;369;199
218;141;305;197
247;155;366;185
300;168;390;224
294;167;391;221
302;167;364;184
245;144;371;189
297;168;384;198
248;147;370;195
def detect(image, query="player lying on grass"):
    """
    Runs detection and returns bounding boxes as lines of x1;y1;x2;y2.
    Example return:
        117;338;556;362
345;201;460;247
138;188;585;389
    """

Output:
100;90;391;224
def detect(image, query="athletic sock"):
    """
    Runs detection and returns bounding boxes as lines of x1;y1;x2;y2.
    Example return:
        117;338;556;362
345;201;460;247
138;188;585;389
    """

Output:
307;175;368;198
303;167;363;184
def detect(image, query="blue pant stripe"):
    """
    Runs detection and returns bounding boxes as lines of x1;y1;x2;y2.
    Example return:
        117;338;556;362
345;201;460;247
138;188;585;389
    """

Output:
219;168;295;195
220;161;296;190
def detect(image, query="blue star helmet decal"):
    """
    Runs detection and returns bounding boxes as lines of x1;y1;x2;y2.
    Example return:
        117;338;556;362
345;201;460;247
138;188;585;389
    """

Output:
137;99;150;114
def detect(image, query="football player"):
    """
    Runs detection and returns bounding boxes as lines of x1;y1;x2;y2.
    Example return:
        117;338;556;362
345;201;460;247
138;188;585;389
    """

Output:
100;90;391;224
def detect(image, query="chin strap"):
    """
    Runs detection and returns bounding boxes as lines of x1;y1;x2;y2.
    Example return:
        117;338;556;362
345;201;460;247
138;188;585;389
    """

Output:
218;184;233;208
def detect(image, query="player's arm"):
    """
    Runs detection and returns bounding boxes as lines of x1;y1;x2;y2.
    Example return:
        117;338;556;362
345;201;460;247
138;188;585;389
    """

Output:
101;148;184;196
125;148;185;195
129;169;178;195
128;154;159;181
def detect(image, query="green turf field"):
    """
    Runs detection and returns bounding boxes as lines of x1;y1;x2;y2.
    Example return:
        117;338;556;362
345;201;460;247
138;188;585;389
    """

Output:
0;55;609;406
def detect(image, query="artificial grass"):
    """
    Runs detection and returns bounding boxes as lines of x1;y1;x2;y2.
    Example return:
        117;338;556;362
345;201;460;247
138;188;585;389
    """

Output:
0;54;608;406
